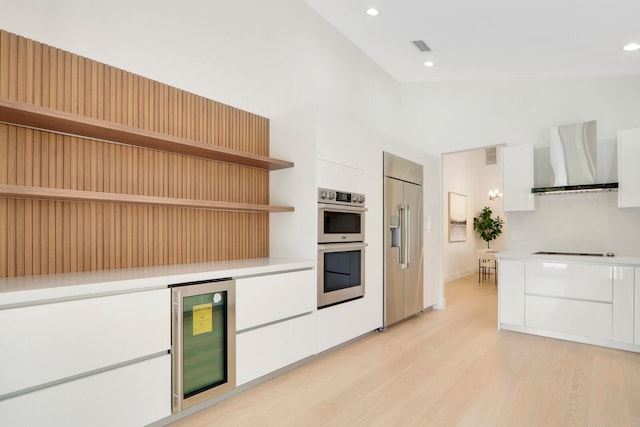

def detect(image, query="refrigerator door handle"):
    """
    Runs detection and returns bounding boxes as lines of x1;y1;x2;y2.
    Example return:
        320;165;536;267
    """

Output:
399;203;409;269
405;204;410;268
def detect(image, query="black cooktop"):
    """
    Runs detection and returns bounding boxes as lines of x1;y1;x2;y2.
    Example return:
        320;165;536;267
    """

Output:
533;251;604;257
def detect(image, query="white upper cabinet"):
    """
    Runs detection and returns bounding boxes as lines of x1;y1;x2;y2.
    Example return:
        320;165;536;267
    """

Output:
502;144;535;211
618;128;640;208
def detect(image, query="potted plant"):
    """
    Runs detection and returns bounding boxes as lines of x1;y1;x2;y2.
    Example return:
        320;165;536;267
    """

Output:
473;207;504;249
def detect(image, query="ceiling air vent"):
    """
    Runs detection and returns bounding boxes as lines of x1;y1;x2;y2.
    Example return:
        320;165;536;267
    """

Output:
412;40;431;52
485;147;497;165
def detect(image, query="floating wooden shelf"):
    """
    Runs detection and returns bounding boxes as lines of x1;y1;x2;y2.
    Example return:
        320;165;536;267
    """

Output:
0;184;294;213
0;98;294;171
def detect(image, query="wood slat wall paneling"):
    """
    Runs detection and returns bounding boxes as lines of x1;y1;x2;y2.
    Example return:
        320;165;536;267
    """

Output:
0;197;270;274
0;30;278;156
0;29;284;278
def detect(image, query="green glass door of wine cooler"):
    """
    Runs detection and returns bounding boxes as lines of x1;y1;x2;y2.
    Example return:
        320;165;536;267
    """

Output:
172;280;235;413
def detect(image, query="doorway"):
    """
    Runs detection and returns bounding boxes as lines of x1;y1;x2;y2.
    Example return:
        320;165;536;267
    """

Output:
441;146;507;285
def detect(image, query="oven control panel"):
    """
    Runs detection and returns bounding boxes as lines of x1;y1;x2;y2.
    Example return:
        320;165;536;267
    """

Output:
318;188;365;206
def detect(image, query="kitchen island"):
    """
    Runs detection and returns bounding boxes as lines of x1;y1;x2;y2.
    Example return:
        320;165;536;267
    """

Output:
496;252;640;353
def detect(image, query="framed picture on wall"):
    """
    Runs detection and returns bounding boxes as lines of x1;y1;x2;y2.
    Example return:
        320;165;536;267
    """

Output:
448;192;467;242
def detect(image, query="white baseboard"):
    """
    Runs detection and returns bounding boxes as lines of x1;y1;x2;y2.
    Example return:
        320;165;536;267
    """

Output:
433;299;446;310
444;268;476;283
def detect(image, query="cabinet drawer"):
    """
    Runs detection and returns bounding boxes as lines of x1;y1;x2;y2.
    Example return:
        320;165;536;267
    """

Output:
236;313;314;386
236;269;315;331
0;354;170;427
525;295;612;340
525;261;612;302
0;289;170;396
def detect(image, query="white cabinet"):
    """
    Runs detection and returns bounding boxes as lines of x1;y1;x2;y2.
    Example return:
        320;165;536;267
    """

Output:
525;295;612;339
237;314;314;385
618;128;640;207
502;144;535;212
236;269;315;331
0;289;171;426
0;354;171;427
0;289;170;396
499;257;640;351
524;261;615;340
525;261;612;302
498;260;525;326
612;266;634;344
235;269;315;385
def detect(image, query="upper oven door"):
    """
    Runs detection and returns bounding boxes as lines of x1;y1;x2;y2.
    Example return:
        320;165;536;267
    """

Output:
318;203;365;243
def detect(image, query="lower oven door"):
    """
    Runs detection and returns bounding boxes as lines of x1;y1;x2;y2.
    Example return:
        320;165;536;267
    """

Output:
171;279;236;413
317;242;366;309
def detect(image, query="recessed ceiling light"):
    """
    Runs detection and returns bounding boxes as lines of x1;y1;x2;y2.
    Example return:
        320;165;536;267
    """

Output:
623;42;640;51
424;61;435;67
366;7;379;16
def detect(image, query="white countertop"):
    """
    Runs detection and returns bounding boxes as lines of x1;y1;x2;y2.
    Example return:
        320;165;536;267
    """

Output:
0;258;314;309
496;252;640;266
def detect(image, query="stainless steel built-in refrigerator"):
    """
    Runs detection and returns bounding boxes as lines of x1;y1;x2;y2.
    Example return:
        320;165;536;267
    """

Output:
383;152;424;328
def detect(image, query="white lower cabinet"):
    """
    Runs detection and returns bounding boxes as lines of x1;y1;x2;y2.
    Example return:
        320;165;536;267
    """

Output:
0;354;171;427
613;266;634;344
498;260;525;326
236;314;314;385
525;261;612;302
525;295;613;340
235;269;316;386
236;269;315;331
0;289;171;426
499;258;639;351
0;289;170;396
524;261;615;340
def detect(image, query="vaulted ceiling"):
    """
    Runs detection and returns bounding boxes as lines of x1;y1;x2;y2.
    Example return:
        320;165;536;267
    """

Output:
305;0;640;82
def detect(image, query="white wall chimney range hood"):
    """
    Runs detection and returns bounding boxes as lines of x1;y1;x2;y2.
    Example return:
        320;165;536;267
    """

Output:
531;120;619;195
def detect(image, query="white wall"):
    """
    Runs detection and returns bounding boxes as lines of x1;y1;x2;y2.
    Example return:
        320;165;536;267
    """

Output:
403;75;640;258
442;148;505;282
402;75;640;156
506;192;640;256
0;0;403;129
0;0;443;352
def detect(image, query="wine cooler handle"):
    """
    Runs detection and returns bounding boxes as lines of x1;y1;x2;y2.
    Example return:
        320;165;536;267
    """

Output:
172;290;183;413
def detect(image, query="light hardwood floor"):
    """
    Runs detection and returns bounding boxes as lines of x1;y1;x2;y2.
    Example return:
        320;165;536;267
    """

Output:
170;275;640;427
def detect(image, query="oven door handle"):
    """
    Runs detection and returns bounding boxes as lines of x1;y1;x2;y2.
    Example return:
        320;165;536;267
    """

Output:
318;242;368;251
317;203;367;212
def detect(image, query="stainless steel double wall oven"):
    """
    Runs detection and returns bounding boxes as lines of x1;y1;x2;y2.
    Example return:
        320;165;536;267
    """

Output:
317;188;367;308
